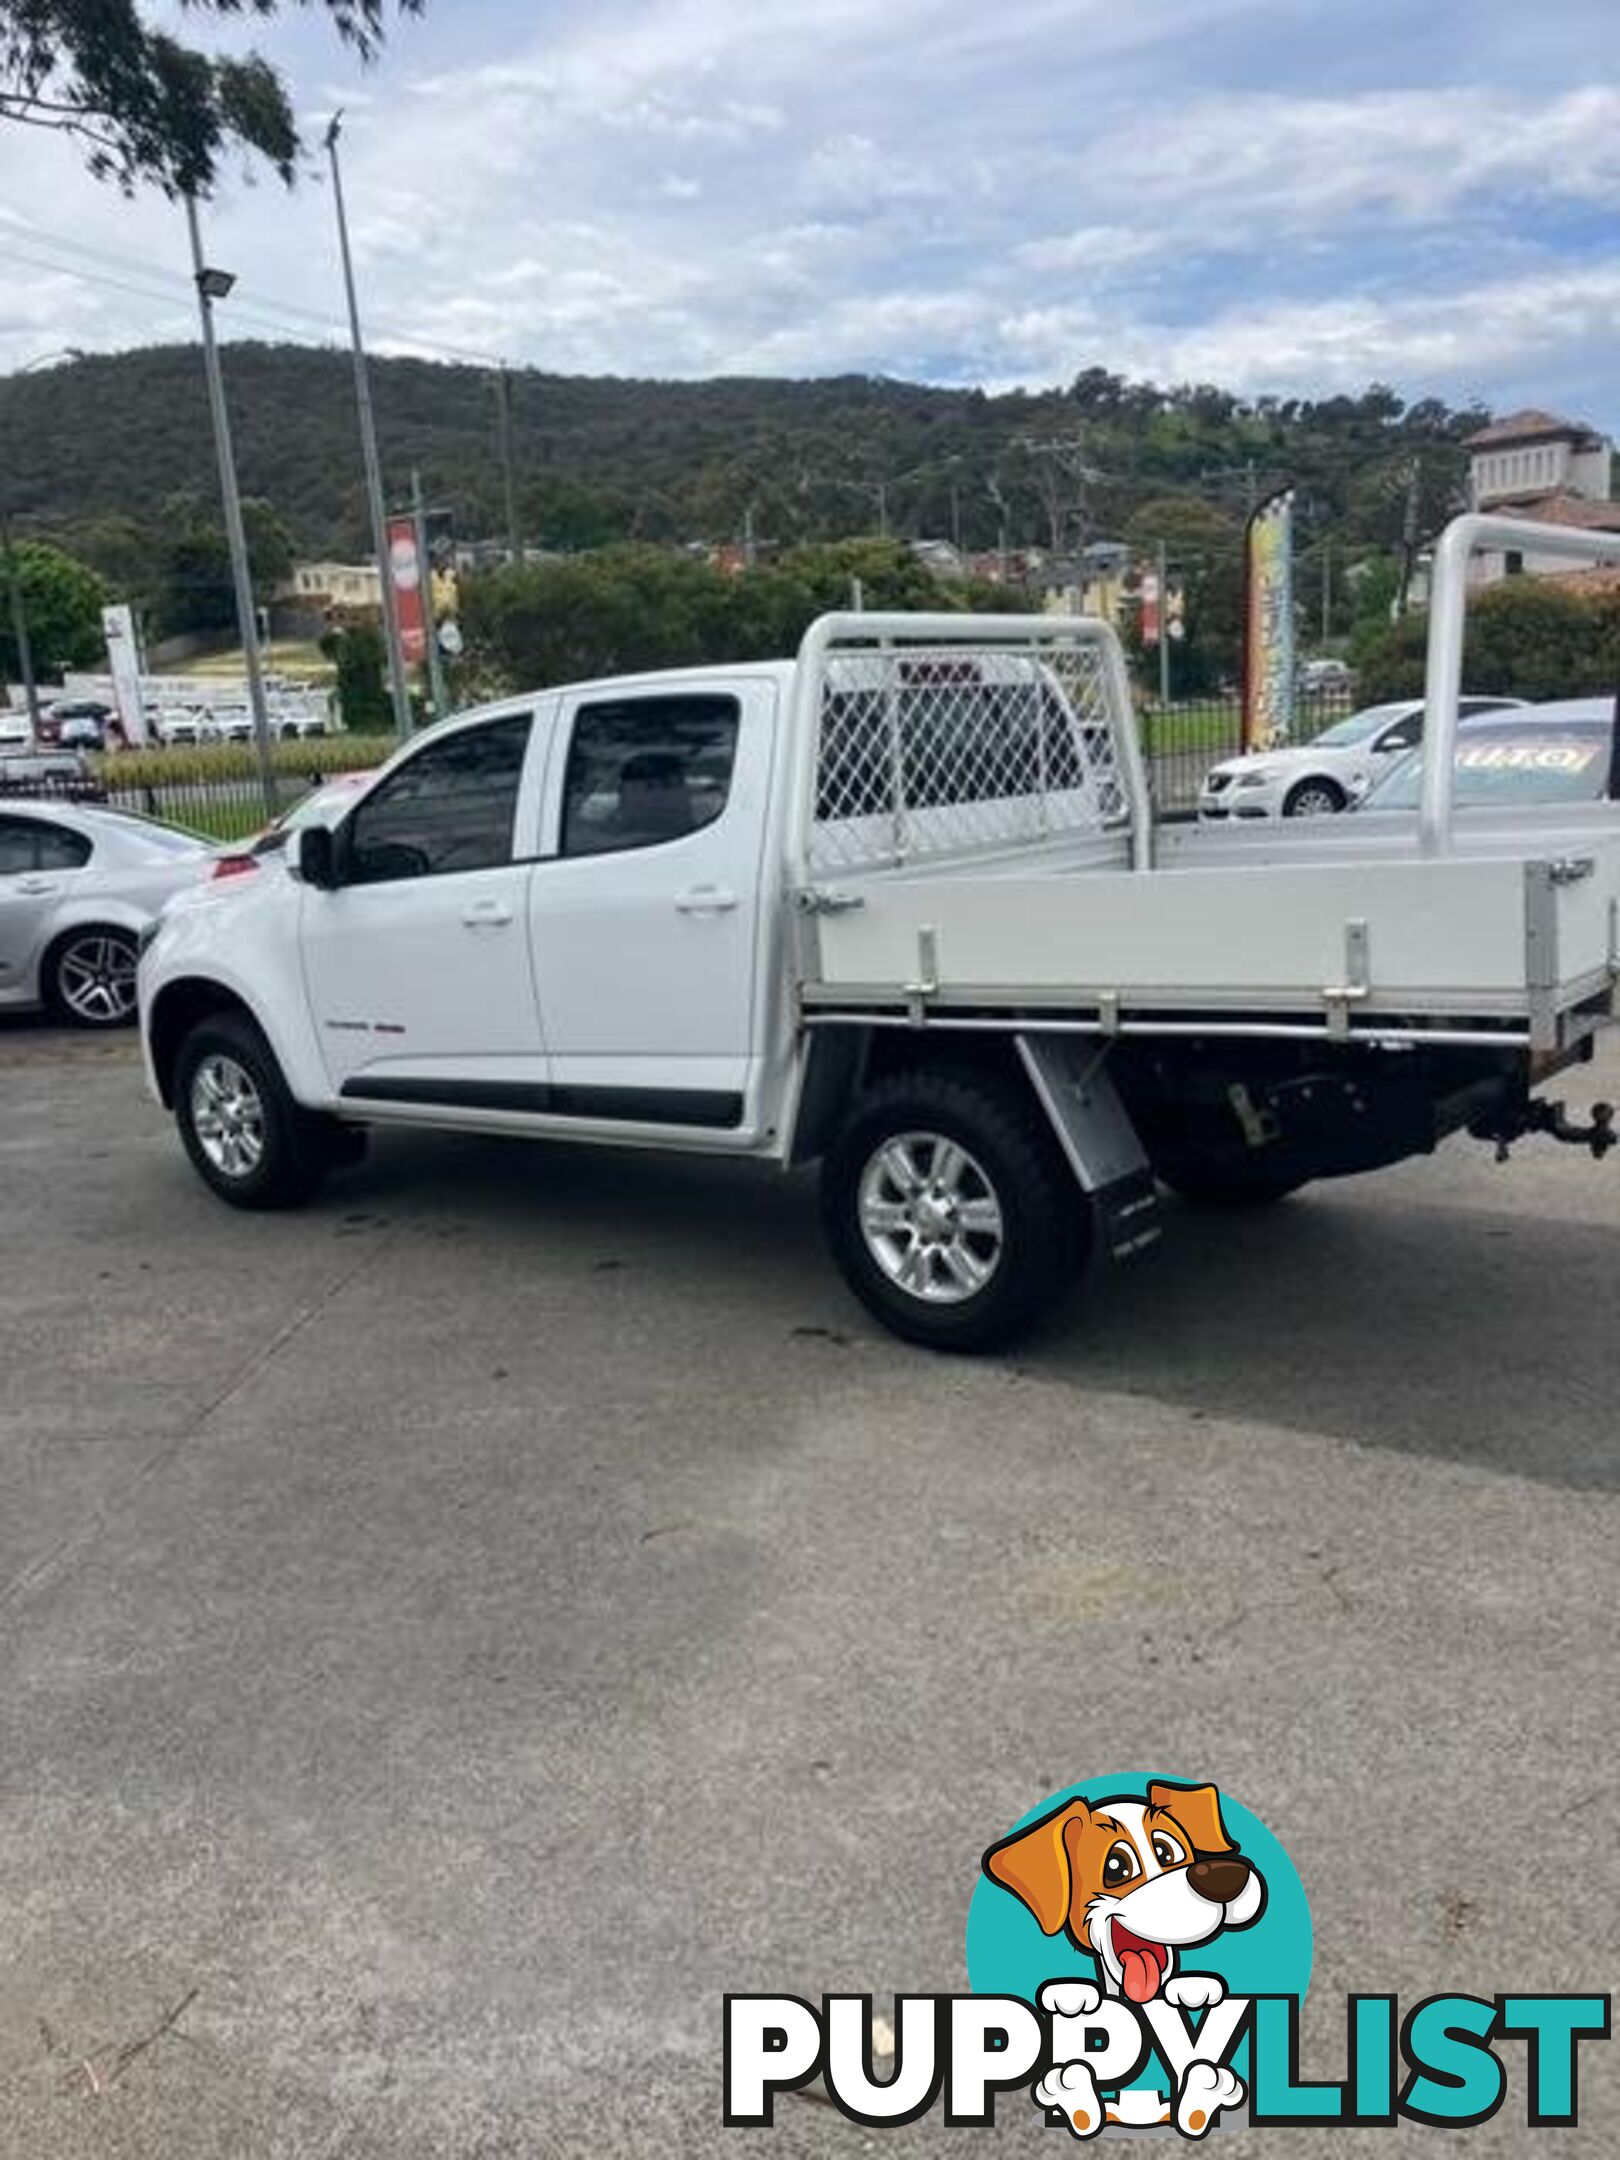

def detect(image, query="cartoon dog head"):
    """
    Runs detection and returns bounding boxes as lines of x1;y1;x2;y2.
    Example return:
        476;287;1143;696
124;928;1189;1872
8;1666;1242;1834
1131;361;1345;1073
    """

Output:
982;1781;1265;2004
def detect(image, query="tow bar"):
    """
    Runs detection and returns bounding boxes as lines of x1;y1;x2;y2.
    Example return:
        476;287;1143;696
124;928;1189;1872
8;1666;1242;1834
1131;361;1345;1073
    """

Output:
1473;1099;1618;1163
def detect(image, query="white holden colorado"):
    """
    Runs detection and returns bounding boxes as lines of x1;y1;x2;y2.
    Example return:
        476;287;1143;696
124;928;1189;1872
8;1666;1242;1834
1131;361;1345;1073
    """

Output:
140;515;1619;1351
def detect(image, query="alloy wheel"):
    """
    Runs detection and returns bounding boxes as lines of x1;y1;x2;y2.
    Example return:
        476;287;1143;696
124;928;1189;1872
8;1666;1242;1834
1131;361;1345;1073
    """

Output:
856;1130;1006;1304
56;934;137;1023
190;1053;267;1180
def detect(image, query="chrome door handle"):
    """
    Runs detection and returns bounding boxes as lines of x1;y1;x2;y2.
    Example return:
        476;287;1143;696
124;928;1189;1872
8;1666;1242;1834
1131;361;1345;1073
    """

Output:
15;878;58;895
461;900;514;927
674;885;739;914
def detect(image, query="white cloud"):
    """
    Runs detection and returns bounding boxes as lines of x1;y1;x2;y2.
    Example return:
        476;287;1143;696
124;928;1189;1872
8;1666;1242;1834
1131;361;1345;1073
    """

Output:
0;0;1615;433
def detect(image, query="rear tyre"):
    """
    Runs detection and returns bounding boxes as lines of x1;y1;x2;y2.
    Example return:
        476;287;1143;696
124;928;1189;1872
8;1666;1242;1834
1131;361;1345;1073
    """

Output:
175;1012;332;1211
820;1067;1083;1352
1282;777;1345;818
44;925;139;1028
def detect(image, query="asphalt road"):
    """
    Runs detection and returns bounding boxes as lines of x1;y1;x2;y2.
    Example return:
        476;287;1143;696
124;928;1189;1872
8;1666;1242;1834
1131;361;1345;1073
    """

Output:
1;1019;1617;2157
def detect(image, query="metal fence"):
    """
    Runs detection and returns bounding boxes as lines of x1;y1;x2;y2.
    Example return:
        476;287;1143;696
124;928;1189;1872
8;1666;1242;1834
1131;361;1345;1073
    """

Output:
1139;690;1354;814
103;770;315;842
809;637;1127;874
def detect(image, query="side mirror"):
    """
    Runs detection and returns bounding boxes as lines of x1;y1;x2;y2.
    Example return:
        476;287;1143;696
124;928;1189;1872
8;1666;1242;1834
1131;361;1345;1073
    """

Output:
291;822;340;890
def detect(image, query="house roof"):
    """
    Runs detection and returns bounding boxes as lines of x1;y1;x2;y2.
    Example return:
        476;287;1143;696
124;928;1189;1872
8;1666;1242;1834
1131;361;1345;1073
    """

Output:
1465;407;1599;449
1497;491;1620;532
1543;565;1620;597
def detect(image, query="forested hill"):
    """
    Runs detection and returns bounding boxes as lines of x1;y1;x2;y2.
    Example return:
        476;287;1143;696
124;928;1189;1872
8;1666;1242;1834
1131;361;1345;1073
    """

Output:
4;340;1486;566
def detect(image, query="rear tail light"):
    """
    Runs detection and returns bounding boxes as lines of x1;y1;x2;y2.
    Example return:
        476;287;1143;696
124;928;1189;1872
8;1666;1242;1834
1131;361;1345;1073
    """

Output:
211;853;259;881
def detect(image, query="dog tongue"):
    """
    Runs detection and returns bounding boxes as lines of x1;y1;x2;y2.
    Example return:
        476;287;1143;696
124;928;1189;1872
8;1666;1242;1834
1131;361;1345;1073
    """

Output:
1120;1948;1160;2004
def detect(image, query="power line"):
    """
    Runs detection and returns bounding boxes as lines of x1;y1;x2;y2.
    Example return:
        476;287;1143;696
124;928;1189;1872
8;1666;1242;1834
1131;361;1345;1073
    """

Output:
0;216;507;371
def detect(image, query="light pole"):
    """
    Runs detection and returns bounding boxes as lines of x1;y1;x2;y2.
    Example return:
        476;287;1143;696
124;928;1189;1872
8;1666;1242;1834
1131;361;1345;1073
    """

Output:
3;349;80;739
184;196;277;819
325;111;412;740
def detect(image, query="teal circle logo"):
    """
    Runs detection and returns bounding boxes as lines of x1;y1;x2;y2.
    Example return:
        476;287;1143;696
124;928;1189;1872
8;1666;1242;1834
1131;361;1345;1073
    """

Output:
967;1775;1311;2115
968;1773;1311;2000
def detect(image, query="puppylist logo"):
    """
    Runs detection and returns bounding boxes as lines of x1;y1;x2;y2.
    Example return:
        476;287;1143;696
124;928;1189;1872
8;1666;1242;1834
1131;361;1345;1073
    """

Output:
725;1775;1610;2138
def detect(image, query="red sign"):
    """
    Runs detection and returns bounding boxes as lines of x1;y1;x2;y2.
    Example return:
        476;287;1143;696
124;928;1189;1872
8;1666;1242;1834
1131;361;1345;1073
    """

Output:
387;515;427;666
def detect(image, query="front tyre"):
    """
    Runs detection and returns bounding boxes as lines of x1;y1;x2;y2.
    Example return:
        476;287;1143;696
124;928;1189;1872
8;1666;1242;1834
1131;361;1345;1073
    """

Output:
175;1013;332;1210
1282;777;1345;818
820;1068;1082;1352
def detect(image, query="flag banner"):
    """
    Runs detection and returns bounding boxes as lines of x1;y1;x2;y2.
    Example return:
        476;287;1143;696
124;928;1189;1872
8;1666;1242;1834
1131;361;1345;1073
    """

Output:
101;603;148;745
1242;488;1295;750
387;514;428;667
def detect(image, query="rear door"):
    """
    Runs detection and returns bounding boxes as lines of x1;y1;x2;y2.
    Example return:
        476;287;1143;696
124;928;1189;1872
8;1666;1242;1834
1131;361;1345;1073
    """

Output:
526;681;777;1130
0;813;90;1000
300;709;552;1105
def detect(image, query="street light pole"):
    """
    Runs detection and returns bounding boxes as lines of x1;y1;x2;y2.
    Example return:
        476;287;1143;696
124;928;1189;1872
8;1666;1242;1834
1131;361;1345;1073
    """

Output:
3;349;81;740
184;193;277;819
325;111;412;740
1;513;40;738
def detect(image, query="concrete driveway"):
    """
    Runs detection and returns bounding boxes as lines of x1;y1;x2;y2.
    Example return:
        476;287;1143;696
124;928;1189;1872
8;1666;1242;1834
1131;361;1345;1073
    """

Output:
1;1020;1616;2156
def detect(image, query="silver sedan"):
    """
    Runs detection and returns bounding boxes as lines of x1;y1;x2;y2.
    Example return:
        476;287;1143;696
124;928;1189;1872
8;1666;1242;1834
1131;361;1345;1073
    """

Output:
0;800;211;1027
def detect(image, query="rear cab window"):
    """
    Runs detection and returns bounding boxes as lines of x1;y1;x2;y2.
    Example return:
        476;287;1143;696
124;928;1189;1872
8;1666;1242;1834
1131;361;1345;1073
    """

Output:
559;695;740;857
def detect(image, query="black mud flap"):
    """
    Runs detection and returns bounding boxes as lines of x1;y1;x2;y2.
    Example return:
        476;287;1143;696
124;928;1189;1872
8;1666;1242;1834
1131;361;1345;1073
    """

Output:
1015;1034;1163;1267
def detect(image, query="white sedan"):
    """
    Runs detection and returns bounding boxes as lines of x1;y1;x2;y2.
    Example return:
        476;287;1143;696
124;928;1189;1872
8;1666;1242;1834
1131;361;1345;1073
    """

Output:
0;800;211;1026
1199;695;1523;820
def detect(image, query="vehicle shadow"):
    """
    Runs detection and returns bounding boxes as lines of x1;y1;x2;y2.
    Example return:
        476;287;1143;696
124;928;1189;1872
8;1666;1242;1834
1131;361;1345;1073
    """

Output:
350;1129;1619;1493
1032;1179;1620;1491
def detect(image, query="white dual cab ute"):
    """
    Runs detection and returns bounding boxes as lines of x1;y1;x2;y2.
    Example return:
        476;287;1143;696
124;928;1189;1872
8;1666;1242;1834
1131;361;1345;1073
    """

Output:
139;515;1620;1351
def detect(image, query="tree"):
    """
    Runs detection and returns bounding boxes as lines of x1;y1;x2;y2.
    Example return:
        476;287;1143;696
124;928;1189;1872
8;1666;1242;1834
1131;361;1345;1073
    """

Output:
320;620;390;732
1353;578;1620;703
156;494;294;635
0;0;422;194
1123;494;1246;692
0;539;106;678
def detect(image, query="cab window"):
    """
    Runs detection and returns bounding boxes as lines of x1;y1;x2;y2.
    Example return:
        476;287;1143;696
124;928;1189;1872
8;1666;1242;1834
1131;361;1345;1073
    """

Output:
345;715;530;884
560;695;739;856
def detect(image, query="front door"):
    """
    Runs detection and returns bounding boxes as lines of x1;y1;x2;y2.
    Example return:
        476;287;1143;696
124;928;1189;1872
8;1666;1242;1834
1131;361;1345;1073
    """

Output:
301;710;550;1107
526;681;776;1129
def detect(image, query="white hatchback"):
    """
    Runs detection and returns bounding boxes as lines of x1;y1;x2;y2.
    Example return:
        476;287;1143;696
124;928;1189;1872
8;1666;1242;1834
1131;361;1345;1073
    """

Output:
0;800;211;1026
1199;696;1523;820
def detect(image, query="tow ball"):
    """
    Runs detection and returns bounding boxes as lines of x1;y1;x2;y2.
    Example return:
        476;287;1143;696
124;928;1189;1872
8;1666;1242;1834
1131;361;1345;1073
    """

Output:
1472;1099;1618;1163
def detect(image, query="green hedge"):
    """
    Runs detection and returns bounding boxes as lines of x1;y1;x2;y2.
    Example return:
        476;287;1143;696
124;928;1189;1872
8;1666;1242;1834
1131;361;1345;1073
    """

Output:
95;734;397;790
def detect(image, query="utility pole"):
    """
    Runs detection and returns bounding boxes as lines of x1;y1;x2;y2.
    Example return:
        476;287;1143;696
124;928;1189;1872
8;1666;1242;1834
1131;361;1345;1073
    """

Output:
1321;537;1332;642
325;112;412;741
742;500;757;570
1396;458;1420;618
411;467;448;721
1;513;41;738
1156;539;1171;708
184;194;277;820
493;366;521;563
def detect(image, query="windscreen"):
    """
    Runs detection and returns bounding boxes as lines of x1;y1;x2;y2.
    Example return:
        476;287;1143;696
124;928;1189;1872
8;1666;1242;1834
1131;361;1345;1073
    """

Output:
1364;723;1612;810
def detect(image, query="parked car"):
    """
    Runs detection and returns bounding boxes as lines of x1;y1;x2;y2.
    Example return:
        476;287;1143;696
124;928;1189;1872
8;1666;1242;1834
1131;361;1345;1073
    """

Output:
39;697;112;748
210;771;379;881
1358;698;1618;814
58;712;107;751
154;707;207;747
1296;657;1352;694
0;747;103;801
1199;695;1525;820
1;801;211;1026
0;708;32;749
139;541;1620;1351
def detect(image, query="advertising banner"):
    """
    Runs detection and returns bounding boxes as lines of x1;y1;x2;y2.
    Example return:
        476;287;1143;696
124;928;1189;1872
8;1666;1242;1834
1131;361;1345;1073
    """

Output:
100;603;148;746
1242;489;1295;750
387;514;427;667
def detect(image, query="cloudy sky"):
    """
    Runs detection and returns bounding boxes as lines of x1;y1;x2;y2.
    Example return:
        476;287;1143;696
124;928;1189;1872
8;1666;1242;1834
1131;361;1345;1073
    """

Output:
0;0;1616;422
